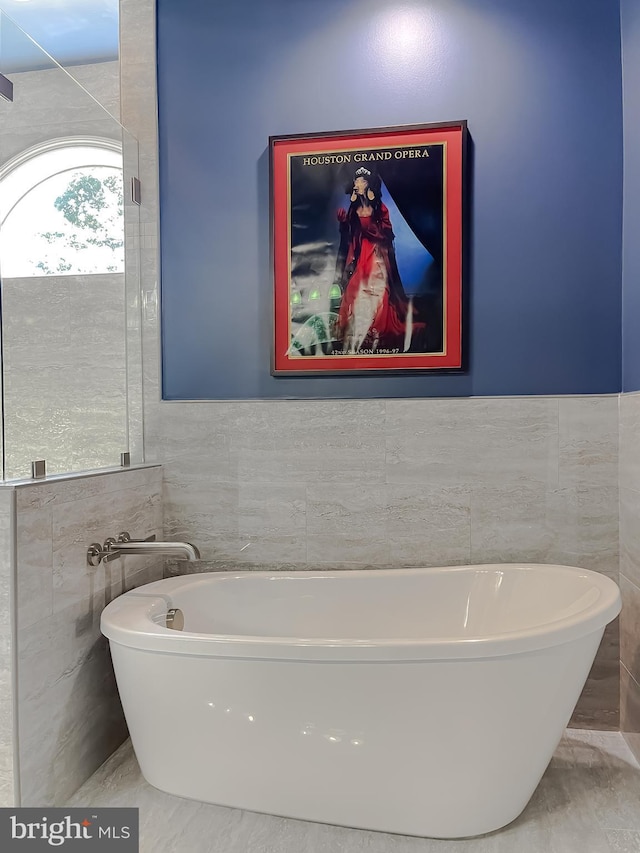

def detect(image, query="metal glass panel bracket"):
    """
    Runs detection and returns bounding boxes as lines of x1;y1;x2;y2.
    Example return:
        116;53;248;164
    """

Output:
31;460;46;478
0;73;14;102
131;176;141;205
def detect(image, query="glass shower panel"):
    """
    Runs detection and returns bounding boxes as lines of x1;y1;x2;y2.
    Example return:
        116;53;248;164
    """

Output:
0;12;6;476
0;12;141;479
122;124;144;466
0;0;120;123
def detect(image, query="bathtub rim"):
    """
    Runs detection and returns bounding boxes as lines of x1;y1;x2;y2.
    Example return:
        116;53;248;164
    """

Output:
100;563;621;662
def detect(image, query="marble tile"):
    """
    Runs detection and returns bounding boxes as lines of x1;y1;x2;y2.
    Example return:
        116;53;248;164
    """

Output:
542;731;640;840
0;63;110;131
163;479;239;562
0;489;15;807
0;119;121;169
3;275;125;367
18;589;129;806
1;278;72;367
103;562;165;606
0;652;15;783
534;772;614;852
468;482;617;575
236;483;306;565
385;397;559;488
67;275;126;359
0;488;14;591
239;400;385;448
558;396;618;487
16;506;54;630
67;730;640;853
161;441;237;488
621;487;640;589
0;773;15;808
64;61;120;121
470;482;555;564
3;362;128;479
385;484;471;566
51;484;162;612
15;466;162;511
621;665;640;765
158;401;238;451
620;393;640;492
546;485;619;576
570;619;620;730
306;485;390;564
620;575;640;684
605;830;640;852
230;400;386;487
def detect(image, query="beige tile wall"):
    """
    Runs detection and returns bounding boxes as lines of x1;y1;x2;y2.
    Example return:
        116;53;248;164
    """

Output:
158;396;620;729
1;275;127;479
0;61;120;166
620;392;640;761
14;466;163;806
0;489;17;807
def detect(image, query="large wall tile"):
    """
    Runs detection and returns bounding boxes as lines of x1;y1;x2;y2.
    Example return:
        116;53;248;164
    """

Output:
307;485;389;564
234;401;386;487
621;487;640;589
236;483;306;565
570;619;620;730
16;507;53;630
621;665;640;765
16;465;161;511
470;483;555;564
385;397;559;488
385;484;471;566
18;591;127;806
52;486;162;612
559;396;619;487
620;393;640;491
619;393;639;755
0;65;110;132
547;485;619;576
0;119;120;170
620;574;640;684
14;468;164;806
0;489;16;807
66;61;120;120
163;479;240;560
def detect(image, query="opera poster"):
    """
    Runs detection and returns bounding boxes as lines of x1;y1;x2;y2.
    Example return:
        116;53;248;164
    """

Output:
270;121;466;375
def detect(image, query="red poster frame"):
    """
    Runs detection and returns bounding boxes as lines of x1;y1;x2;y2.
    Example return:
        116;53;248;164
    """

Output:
270;121;466;375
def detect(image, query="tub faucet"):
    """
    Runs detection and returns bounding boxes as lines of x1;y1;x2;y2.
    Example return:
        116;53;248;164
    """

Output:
87;532;201;566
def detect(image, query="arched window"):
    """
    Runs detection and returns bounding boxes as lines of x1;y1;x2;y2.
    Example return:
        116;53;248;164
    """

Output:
0;137;124;277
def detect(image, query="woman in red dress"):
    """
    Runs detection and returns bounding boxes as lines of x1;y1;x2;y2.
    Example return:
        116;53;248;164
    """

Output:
335;167;411;354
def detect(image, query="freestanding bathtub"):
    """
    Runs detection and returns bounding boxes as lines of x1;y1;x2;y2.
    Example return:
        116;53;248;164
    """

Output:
101;564;620;839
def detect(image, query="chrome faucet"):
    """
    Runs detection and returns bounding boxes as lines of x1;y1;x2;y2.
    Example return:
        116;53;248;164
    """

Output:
87;532;200;566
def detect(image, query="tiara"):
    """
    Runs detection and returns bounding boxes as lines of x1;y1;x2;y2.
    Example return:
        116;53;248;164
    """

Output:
354;167;371;176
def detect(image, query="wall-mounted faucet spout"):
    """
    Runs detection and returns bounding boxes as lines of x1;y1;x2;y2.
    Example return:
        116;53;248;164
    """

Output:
106;540;201;561
87;532;200;566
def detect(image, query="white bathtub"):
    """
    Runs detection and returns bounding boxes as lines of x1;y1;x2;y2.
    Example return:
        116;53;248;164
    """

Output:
101;564;620;839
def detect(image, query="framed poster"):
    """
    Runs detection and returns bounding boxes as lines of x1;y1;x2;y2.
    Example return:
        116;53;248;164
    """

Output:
270;120;466;375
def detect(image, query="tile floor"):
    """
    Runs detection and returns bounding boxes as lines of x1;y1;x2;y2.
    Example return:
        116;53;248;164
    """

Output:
68;729;640;853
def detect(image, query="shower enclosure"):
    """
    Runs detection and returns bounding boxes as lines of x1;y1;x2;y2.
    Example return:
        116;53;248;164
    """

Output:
0;2;154;809
0;7;144;480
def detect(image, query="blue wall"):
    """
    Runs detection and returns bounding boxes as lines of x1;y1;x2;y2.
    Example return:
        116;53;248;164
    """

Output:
622;0;640;392
157;0;623;399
